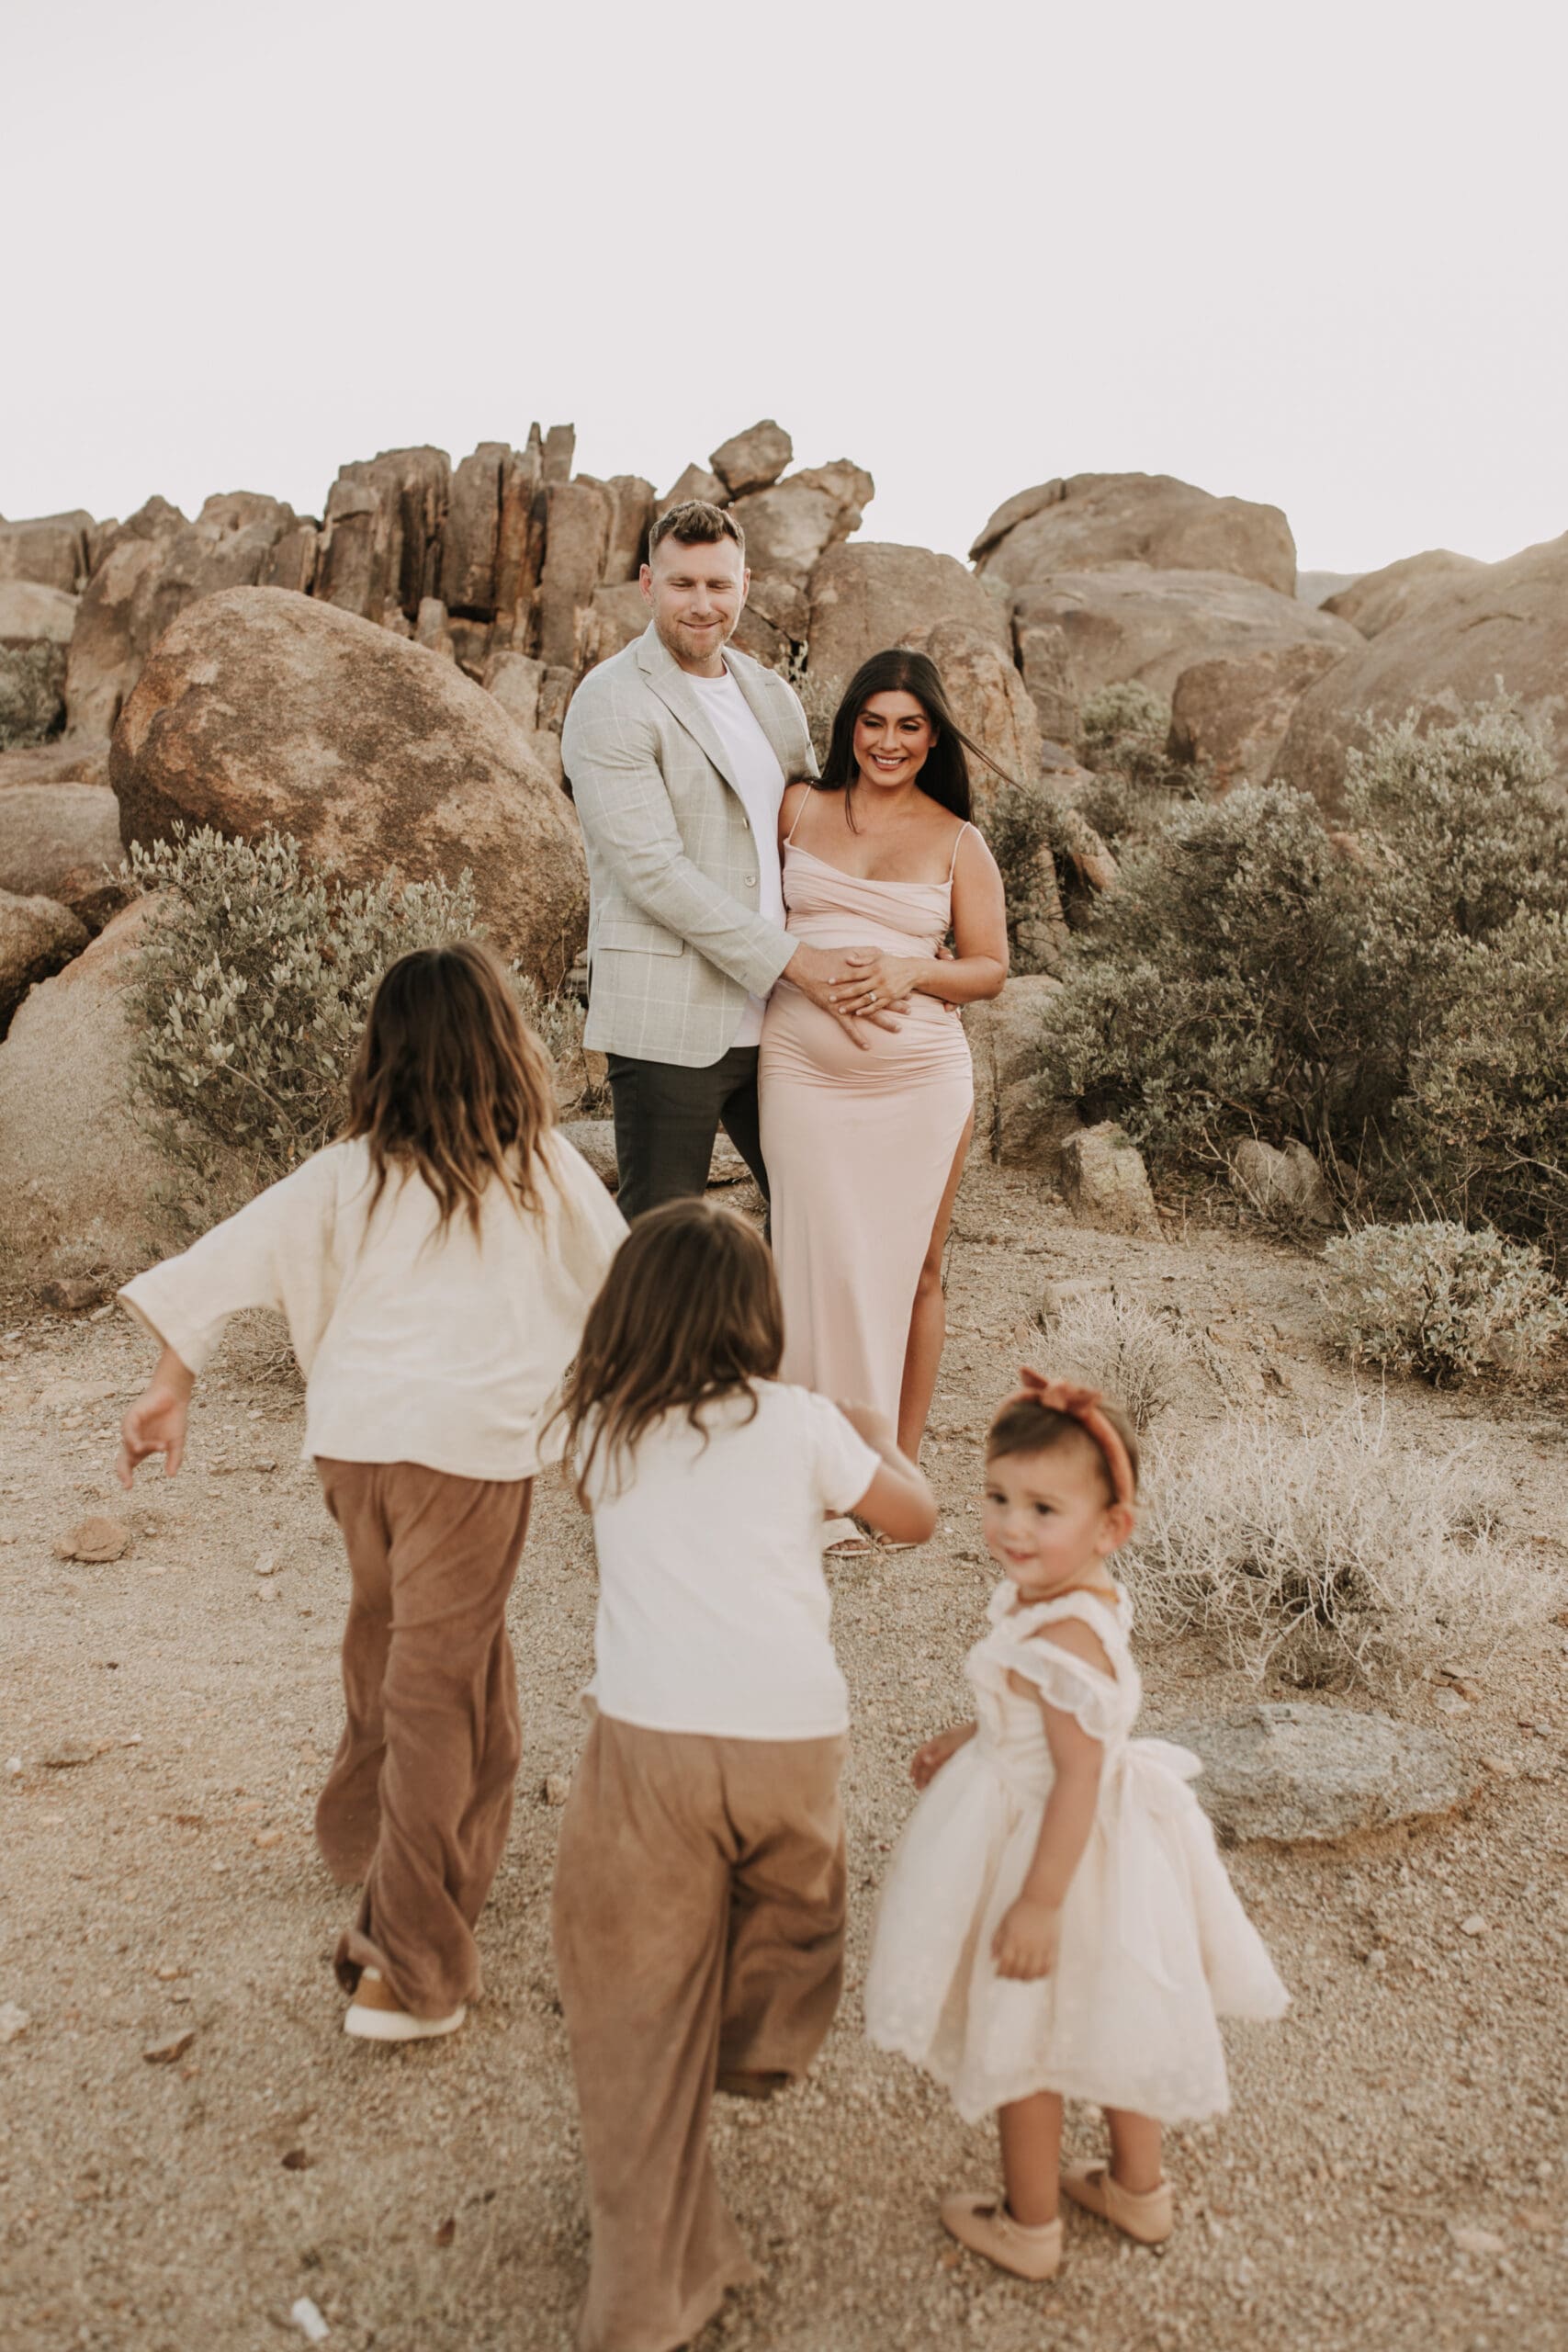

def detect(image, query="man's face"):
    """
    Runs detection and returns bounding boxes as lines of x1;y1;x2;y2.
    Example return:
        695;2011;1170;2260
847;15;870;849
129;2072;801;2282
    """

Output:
640;532;750;673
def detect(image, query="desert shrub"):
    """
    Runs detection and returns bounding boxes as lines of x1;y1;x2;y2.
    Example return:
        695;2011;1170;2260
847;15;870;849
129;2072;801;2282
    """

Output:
127;826;490;1206
0;644;66;750
1077;683;1174;786
1123;1404;1552;1687
513;972;609;1116
1036;782;1370;1164
982;779;1065;975
1032;703;1568;1244
1322;1219;1567;1385
1045;1291;1190;1431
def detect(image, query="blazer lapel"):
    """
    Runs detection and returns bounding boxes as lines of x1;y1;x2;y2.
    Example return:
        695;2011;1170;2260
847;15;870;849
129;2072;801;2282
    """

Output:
637;625;742;797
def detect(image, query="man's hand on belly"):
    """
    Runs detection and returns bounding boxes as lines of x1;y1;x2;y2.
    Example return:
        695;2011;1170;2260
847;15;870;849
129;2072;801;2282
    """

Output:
784;943;908;1043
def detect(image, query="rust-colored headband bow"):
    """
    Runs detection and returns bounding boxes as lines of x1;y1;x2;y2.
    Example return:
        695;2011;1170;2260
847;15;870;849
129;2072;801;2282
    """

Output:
1005;1368;1135;1509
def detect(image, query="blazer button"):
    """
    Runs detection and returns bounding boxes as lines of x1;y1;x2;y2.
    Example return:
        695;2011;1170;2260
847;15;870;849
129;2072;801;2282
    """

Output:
744;872;758;887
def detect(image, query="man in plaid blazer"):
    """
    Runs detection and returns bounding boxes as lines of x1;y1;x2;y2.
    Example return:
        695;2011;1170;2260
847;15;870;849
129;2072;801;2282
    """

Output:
562;501;890;1219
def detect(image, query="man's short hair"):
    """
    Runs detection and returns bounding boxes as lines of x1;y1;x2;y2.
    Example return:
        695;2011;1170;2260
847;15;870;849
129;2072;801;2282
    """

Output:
648;500;746;561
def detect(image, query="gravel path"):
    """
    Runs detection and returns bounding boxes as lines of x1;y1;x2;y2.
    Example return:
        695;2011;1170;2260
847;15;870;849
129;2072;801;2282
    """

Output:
3;1161;1565;2351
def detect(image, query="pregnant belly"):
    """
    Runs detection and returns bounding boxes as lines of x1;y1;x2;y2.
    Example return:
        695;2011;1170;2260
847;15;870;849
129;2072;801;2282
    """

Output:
761;981;974;1092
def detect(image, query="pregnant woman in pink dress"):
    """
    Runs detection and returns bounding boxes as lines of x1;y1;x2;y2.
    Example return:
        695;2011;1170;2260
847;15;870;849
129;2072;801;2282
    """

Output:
759;650;1009;1518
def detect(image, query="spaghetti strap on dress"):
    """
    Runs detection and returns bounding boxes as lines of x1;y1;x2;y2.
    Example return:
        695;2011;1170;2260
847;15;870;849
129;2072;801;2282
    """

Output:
863;1582;1290;2124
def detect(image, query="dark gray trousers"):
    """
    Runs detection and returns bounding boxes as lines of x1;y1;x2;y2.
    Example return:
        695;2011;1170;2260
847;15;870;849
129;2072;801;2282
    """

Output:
606;1046;769;1223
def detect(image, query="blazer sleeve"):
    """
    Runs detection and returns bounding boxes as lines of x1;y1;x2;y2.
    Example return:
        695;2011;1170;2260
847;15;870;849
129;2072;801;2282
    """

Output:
564;694;796;999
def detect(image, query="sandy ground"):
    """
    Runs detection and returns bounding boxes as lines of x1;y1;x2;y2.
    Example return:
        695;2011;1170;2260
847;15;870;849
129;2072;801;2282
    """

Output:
3;1157;1566;2352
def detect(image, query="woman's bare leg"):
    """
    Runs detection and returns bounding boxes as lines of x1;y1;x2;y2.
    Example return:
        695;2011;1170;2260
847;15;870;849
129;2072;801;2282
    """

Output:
998;2090;1064;2225
1104;2107;1165;2194
897;1114;974;1460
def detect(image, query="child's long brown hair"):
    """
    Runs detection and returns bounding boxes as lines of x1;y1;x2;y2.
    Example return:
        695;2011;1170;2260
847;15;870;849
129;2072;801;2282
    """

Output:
557;1197;783;1503
342;943;557;1235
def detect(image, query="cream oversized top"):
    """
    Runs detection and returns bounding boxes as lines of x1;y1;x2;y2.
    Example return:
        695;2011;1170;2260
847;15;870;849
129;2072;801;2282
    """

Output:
118;1134;626;1482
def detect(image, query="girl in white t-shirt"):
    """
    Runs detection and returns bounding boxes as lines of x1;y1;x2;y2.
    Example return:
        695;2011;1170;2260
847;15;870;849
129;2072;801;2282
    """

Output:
550;1196;935;2352
116;944;626;2045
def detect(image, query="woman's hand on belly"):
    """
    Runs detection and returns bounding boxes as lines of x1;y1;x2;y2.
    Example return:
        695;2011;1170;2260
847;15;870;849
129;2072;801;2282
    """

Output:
829;951;923;1021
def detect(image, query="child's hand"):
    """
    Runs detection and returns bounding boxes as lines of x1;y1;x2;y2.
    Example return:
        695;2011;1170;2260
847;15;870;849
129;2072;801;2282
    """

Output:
992;1895;1062;1981
834;1399;897;1451
118;1353;195;1487
910;1722;976;1790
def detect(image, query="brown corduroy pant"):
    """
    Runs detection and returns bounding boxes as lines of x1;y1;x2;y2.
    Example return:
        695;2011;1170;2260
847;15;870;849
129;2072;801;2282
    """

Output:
313;1459;534;2019
552;1712;849;2352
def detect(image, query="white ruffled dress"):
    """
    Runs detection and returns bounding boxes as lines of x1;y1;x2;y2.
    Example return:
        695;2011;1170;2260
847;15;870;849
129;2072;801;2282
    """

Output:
863;1582;1289;2124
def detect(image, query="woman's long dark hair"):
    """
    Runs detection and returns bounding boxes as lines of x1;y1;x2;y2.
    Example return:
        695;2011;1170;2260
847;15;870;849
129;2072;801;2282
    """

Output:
555;1197;784;1504
342;942;558;1236
817;647;1011;825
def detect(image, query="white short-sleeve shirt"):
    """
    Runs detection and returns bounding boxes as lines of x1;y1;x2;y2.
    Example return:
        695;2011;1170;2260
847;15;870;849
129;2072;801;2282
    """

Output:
581;1381;880;1739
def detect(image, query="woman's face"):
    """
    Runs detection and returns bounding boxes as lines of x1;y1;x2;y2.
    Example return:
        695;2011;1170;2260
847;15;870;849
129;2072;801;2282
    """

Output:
853;691;937;791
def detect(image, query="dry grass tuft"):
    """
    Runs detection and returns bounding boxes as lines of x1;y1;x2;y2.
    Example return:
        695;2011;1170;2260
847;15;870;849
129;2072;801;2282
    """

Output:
1123;1399;1558;1688
1046;1291;1191;1432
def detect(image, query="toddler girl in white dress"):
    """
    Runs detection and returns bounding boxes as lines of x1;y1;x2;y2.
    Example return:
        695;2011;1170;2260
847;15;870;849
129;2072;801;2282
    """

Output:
864;1371;1288;2281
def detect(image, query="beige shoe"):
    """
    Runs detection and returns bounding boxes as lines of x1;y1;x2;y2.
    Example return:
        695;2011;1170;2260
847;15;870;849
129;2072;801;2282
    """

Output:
822;1516;874;1557
940;2193;1063;2280
1061;2162;1173;2245
344;1965;466;2044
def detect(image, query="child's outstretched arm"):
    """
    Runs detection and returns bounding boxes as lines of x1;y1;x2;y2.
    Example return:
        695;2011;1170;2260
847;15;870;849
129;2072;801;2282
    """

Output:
118;1343;196;1485
837;1403;939;1547
993;1620;1109;1980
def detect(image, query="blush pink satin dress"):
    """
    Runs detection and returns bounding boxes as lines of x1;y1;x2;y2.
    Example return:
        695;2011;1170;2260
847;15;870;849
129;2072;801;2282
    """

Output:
758;828;976;1424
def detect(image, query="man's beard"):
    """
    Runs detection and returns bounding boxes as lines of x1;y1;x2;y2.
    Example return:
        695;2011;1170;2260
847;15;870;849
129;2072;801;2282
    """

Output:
658;611;732;661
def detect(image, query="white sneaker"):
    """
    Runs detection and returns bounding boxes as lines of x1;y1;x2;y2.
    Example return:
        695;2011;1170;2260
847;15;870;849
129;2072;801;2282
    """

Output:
344;1965;466;2043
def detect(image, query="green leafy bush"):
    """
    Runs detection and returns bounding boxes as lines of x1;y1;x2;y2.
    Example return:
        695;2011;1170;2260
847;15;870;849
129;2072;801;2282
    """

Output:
981;779;1066;975
1322;1220;1568;1385
1077;683;1173;786
1032;702;1568;1244
127;827;489;1208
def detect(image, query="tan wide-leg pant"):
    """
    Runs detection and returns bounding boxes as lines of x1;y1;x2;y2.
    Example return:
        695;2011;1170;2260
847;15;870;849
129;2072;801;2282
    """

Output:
553;1713;850;2352
314;1459;533;2019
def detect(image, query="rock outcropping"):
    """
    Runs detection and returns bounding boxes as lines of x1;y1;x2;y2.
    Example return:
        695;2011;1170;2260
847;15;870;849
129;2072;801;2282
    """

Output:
110;588;589;983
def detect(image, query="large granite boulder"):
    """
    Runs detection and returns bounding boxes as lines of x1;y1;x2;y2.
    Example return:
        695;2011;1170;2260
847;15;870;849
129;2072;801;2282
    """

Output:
0;511;96;595
965;975;1074;1163
895;617;1043;808
1322;548;1485;639
727;462;874;586
972;472;1296;597
110;586;588;983
1270;530;1568;810
1010;565;1359;742
0;896;184;1281
1168;638;1351;786
805;542;1008;695
65;493;308;738
0;582;78;747
314;446;450;624
0;739;110;789
1169;1702;1476;1845
0;782;124;921
536;480;614;669
709;421;793;500
0;889;87;1035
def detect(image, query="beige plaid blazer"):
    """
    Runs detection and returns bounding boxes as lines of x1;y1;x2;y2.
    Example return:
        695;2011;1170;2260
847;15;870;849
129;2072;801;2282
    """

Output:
562;623;818;1066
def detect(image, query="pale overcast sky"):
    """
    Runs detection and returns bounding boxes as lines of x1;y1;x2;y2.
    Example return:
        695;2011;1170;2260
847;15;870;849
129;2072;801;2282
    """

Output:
5;0;1562;577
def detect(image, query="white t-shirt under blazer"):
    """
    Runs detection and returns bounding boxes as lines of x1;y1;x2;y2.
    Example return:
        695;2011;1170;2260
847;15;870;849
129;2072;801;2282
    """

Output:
582;1381;881;1740
687;662;788;1048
